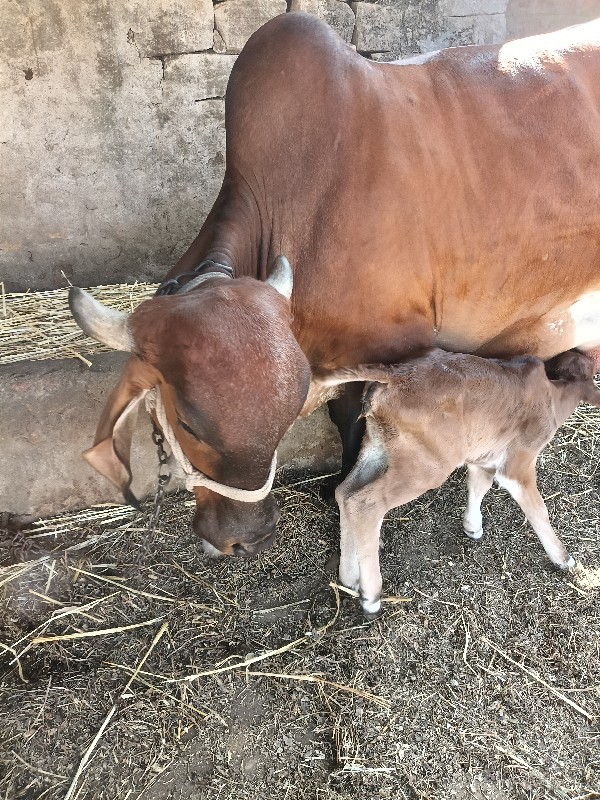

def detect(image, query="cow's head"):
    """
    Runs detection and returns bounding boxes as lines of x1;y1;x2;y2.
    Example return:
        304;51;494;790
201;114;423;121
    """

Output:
69;257;311;556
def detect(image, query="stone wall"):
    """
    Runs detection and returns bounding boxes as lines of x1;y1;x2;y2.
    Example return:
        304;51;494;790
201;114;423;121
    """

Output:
3;0;599;292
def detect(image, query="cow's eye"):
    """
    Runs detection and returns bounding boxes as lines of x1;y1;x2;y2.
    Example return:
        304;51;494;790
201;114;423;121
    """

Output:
177;417;198;438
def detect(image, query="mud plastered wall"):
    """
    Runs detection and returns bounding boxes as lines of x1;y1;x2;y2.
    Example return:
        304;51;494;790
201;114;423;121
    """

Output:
2;0;600;291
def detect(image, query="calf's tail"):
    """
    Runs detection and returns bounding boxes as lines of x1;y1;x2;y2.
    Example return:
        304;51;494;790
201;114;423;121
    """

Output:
314;364;395;388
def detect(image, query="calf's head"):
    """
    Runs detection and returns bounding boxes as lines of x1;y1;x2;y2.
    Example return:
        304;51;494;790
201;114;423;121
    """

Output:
69;258;311;556
544;349;600;415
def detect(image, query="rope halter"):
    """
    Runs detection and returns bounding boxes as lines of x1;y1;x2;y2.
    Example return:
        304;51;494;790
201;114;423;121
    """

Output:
144;388;277;502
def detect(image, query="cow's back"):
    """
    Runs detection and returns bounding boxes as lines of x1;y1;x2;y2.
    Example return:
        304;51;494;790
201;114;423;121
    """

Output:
212;14;600;368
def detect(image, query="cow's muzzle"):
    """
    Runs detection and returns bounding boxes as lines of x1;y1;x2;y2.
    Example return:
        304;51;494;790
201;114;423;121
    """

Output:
201;526;277;558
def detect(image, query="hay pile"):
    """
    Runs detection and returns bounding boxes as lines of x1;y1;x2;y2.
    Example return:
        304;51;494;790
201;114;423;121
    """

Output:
0;283;157;365
1;406;599;799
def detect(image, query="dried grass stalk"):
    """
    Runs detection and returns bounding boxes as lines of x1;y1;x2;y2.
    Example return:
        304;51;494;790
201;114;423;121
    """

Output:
0;283;156;365
32;616;164;644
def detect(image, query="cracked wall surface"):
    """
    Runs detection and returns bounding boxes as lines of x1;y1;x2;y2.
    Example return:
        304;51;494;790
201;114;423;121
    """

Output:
2;0;600;291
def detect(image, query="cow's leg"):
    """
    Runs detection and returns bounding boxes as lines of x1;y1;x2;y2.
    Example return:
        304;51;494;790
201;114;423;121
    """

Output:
463;464;495;540
328;382;366;479
496;467;575;569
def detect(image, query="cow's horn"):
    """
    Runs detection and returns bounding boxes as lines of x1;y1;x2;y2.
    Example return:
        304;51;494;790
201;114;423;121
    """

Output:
68;287;135;352
266;255;293;300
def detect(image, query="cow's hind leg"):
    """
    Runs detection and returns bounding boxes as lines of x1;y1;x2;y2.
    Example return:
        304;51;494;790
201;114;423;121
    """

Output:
496;463;575;569
328;382;366;480
463;464;495;540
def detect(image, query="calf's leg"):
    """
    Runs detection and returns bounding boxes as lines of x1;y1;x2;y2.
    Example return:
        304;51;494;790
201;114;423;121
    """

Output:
496;467;575;569
336;485;387;616
335;440;387;610
337;449;438;616
463;465;495;539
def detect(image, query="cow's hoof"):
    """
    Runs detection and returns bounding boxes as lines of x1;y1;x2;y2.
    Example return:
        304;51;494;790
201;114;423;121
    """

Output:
564;555;577;570
464;526;484;540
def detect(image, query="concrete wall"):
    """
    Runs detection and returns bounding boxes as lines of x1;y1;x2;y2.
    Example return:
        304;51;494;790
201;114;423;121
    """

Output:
3;0;599;292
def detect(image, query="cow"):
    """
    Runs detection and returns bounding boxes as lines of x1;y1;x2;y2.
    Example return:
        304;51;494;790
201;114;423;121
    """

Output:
68;12;600;558
315;349;599;617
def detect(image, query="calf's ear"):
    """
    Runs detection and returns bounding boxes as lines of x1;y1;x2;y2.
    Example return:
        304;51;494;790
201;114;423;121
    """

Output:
83;357;158;507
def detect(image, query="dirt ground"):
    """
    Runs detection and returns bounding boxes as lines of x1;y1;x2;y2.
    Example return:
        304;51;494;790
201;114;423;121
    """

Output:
1;403;599;800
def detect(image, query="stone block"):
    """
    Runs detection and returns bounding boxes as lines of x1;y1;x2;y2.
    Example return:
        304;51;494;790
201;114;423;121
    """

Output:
507;0;600;39
351;2;404;53
0;0;232;293
445;12;507;44
122;0;214;57
440;0;507;15
163;54;238;100
0;354;157;517
214;0;287;54
289;1;357;43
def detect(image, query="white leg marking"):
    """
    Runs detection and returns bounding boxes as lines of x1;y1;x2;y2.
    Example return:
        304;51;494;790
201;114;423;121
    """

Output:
202;539;225;558
463;465;495;540
361;596;382;617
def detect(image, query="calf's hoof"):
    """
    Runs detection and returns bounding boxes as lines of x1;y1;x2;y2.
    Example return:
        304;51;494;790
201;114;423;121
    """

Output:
563;555;577;570
464;526;484;541
361;596;382;620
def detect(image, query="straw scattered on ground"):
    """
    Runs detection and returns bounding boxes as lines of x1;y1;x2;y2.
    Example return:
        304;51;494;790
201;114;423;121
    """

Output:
1;403;600;800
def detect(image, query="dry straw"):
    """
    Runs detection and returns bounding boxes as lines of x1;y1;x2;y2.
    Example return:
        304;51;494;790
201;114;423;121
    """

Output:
0;282;156;365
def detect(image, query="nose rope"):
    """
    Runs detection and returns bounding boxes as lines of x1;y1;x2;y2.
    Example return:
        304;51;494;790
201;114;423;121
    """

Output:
144;388;277;502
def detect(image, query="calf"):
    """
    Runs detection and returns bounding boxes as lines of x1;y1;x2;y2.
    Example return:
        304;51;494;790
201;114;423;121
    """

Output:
318;349;600;616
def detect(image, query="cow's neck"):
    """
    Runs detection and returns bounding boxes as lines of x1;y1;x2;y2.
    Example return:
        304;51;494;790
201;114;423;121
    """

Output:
166;177;267;282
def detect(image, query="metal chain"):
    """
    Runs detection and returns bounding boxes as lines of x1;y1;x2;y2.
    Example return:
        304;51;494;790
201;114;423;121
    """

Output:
129;422;171;572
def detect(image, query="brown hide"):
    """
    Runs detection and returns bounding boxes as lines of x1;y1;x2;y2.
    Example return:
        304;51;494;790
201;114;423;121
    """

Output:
174;13;600;367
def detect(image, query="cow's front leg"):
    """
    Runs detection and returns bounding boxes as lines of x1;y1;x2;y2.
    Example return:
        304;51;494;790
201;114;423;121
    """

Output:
496;465;575;569
336;486;361;592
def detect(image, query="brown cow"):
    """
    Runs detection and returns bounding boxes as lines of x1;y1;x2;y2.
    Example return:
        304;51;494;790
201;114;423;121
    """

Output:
317;350;599;616
69;13;600;557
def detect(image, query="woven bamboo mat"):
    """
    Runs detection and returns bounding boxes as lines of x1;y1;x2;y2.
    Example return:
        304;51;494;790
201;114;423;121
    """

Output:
0;282;157;365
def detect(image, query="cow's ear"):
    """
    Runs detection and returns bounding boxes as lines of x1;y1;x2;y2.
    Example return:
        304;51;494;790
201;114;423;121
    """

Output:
83;357;158;507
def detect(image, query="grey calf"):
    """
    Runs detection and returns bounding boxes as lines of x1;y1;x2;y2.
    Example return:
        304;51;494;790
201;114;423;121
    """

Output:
319;349;600;616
